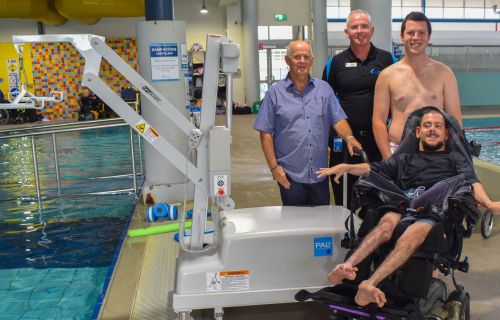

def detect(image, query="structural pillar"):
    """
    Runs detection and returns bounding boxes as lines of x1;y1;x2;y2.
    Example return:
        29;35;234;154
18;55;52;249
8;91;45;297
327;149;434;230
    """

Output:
351;0;392;52
312;0;328;78
137;1;192;202
241;0;260;105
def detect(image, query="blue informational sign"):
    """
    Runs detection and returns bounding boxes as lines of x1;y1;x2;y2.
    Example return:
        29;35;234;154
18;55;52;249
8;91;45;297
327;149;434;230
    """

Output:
149;43;180;82
313;237;333;257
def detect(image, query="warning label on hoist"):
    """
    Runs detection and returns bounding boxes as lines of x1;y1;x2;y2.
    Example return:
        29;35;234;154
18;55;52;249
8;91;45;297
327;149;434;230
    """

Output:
206;270;250;292
134;120;159;143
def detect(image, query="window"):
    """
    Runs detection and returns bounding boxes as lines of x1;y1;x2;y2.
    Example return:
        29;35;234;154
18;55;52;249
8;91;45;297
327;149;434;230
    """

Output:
258;26;269;40
269;26;293;40
427;7;444;18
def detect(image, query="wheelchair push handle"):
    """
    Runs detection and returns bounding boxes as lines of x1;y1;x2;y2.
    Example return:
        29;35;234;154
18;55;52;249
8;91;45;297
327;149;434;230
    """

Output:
352;146;370;163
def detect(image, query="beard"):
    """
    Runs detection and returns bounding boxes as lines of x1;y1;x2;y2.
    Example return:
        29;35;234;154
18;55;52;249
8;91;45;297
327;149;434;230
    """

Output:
422;139;444;151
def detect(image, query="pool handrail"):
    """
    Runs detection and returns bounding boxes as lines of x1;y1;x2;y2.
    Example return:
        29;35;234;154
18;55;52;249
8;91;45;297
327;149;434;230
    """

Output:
0;120;143;205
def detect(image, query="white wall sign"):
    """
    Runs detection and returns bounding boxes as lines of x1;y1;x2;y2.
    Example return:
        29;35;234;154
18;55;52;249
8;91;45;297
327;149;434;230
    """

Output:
149;43;180;82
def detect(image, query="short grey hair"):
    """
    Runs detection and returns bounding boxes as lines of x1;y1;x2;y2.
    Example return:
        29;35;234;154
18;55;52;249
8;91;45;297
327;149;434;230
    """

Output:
346;9;372;27
286;40;314;58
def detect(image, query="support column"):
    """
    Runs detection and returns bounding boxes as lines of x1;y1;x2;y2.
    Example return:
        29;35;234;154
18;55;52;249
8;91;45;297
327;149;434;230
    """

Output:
137;1;192;202
241;0;260;105
351;0;392;52
312;0;328;78
145;0;173;20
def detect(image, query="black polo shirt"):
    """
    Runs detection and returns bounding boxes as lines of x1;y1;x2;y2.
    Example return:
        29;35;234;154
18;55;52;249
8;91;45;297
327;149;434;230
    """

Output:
322;44;395;131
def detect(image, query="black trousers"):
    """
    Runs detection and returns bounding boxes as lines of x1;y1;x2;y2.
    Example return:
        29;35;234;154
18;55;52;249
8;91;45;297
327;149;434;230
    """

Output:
278;175;330;206
329;132;381;208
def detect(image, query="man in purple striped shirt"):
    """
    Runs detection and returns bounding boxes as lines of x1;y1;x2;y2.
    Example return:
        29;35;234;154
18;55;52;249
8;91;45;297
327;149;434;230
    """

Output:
254;40;361;206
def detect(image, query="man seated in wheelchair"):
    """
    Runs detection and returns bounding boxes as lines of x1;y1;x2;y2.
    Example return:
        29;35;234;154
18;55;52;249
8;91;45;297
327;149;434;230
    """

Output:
316;107;500;310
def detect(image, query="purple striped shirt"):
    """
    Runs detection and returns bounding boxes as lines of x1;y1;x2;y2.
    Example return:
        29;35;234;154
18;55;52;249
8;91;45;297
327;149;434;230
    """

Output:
254;75;347;184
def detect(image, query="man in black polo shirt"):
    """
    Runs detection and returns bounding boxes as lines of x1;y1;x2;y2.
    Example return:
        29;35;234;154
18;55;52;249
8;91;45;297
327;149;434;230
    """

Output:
322;9;396;207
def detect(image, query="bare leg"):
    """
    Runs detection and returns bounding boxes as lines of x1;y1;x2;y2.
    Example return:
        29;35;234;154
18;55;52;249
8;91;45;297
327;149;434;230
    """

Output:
327;212;401;284
355;280;387;308
354;221;433;308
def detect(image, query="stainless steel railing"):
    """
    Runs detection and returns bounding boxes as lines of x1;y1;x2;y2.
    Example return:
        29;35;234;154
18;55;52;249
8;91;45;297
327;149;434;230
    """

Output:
0;118;143;208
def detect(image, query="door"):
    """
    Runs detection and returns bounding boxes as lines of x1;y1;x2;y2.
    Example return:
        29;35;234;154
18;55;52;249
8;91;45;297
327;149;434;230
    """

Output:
259;47;288;100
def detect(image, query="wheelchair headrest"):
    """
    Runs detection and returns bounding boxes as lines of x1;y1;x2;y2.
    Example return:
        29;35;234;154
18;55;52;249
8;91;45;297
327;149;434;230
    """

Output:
394;106;474;169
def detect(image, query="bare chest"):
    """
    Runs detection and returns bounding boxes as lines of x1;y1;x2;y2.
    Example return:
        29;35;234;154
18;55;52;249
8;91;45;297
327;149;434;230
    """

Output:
389;71;444;113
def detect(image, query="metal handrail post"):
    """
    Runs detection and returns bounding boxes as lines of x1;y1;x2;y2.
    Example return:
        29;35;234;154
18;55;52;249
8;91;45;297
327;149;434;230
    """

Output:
129;127;137;193
31;136;42;210
52;133;61;195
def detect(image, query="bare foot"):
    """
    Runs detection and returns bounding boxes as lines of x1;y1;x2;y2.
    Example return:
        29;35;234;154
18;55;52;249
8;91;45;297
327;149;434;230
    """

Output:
355;280;386;308
327;263;358;284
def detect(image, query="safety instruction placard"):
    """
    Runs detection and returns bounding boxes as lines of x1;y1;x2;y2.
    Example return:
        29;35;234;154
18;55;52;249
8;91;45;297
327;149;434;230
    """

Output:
134;120;159;144
206;270;250;292
149;43;180;82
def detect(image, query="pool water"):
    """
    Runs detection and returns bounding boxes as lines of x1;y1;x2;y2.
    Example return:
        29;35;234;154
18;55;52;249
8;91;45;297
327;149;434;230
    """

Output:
0;126;141;319
463;117;500;166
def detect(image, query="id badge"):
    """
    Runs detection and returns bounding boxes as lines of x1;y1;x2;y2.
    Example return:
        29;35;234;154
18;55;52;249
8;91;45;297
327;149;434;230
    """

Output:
333;138;343;152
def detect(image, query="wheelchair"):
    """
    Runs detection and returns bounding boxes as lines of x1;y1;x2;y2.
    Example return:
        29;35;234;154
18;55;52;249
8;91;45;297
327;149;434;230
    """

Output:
296;107;481;320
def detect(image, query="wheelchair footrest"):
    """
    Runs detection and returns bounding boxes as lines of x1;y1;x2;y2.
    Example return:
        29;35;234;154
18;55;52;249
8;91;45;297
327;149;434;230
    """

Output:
295;285;414;320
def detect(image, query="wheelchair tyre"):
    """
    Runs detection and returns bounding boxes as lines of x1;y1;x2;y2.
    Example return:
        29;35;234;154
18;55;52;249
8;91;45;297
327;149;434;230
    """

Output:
480;210;494;239
0;109;9;124
447;290;470;320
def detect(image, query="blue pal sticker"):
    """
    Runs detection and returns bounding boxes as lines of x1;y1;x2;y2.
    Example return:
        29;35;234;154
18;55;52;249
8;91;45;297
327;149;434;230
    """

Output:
314;237;333;257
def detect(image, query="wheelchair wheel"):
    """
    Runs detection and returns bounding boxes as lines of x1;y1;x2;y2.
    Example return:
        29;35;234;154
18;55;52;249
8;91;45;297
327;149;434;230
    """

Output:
0;109;9;124
481;210;494;239
446;290;470;320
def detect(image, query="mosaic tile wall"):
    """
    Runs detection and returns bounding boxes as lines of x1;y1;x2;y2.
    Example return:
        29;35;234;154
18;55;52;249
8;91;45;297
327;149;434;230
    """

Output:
31;38;137;120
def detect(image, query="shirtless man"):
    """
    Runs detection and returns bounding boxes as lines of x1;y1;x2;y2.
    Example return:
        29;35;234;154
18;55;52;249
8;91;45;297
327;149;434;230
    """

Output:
372;11;462;159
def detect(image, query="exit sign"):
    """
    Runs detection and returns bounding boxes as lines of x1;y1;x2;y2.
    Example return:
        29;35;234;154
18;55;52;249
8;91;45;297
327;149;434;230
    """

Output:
274;14;287;21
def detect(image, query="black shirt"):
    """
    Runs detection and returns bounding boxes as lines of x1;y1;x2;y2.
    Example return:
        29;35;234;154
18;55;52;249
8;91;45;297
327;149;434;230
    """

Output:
370;151;479;191
322;44;395;131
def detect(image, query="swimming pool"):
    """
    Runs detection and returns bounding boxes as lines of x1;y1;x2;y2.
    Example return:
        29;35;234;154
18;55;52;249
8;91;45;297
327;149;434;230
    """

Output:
463;117;500;166
0;125;142;319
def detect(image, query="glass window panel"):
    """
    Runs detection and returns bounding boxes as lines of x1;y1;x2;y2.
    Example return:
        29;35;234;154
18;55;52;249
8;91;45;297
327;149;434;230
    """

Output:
427;46;467;70
401;6;423;17
271;49;288;81
464;7;485;18
485;9;498;18
339;0;350;6
467;47;500;71
426;0;444;6
258;26;268;40
402;0;421;6
426;7;444;17
339;6;351;17
392;0;402;6
260;83;268;100
259;50;268;81
327;0;339;5
465;0;484;7
486;0;499;6
444;0;464;7
269;26;293;40
443;7;464;18
327;7;339;18
392;6;403;18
